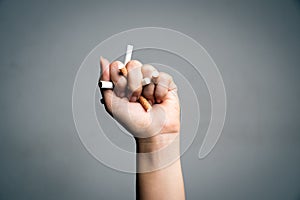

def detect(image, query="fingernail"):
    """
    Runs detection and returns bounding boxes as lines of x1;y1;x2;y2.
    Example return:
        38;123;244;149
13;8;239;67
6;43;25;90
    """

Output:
130;96;137;102
100;56;109;67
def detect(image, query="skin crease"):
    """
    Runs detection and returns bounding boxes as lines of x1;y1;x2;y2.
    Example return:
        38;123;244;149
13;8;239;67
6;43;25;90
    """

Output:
100;57;185;200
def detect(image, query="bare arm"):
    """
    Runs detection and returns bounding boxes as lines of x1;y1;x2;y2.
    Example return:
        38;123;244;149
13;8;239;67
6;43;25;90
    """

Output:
99;57;185;200
136;133;185;200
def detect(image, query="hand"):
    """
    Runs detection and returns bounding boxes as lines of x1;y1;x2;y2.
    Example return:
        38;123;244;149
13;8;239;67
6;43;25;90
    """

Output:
99;57;180;140
100;57;185;199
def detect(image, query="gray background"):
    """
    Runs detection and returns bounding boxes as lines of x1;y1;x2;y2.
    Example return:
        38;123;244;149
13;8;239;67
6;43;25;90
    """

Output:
1;0;300;199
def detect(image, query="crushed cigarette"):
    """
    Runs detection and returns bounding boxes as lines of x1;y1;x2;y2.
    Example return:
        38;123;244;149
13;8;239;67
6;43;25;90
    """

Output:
124;45;133;65
138;96;152;112
119;67;128;77
119;45;152;112
142;77;151;86
99;80;114;89
152;70;159;84
99;78;150;89
118;63;128;77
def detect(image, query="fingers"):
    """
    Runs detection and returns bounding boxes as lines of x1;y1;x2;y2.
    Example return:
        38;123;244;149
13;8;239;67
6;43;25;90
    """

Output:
99;57;113;114
141;64;177;104
154;72;177;103
141;64;157;104
100;56;177;108
110;61;127;98
100;57;129;116
126;60;143;102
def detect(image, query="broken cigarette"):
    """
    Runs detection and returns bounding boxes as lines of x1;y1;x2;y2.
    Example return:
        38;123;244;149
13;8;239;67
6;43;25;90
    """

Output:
142;77;151;86
124;45;133;65
138;96;152;112
120;45;152;112
118;63;128;77
152;70;159;84
119;66;152;112
99;80;114;89
99;78;151;89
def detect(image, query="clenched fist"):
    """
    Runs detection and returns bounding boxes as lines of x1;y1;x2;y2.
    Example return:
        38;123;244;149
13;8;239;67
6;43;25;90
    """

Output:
99;57;180;139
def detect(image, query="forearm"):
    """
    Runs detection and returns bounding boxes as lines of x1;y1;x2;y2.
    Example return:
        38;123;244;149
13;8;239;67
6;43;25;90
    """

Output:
136;133;185;200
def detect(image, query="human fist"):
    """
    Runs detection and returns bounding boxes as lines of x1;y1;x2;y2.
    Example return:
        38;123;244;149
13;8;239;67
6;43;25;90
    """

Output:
99;57;180;139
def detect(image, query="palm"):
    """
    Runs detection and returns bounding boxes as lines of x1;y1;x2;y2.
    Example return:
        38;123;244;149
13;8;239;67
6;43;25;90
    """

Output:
111;90;180;138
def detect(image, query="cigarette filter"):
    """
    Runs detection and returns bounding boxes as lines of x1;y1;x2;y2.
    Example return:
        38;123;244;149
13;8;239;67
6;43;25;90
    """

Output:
138;96;152;112
118;63;128;77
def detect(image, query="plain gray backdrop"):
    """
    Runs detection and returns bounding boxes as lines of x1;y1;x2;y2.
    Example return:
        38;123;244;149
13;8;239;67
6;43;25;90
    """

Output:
1;0;300;199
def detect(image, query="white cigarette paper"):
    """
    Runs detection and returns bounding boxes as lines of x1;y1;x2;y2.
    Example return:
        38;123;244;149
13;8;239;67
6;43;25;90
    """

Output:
142;77;151;86
100;78;150;89
100;81;114;89
151;70;159;84
124;45;133;65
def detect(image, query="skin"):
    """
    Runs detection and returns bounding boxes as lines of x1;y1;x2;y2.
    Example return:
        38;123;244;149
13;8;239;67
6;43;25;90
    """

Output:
99;57;185;200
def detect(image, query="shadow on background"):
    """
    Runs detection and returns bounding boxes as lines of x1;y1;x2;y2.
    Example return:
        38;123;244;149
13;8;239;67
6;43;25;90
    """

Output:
294;0;300;10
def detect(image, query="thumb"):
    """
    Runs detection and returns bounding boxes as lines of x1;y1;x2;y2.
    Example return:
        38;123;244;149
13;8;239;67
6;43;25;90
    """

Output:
100;56;110;81
100;56;113;114
100;56;126;116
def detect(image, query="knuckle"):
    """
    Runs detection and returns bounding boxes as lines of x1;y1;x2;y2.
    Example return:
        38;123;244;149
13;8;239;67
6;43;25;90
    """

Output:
157;81;169;90
142;64;155;72
160;72;172;82
126;60;142;70
142;64;157;77
110;61;123;69
128;83;142;93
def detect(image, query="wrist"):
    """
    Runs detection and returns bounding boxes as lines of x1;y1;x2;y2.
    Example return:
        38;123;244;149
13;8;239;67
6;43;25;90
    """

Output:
135;132;179;153
135;133;180;173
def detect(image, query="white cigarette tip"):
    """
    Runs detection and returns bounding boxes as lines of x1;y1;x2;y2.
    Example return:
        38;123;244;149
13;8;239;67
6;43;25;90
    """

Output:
100;81;114;89
142;77;151;86
127;45;133;49
152;71;159;78
124;45;134;65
